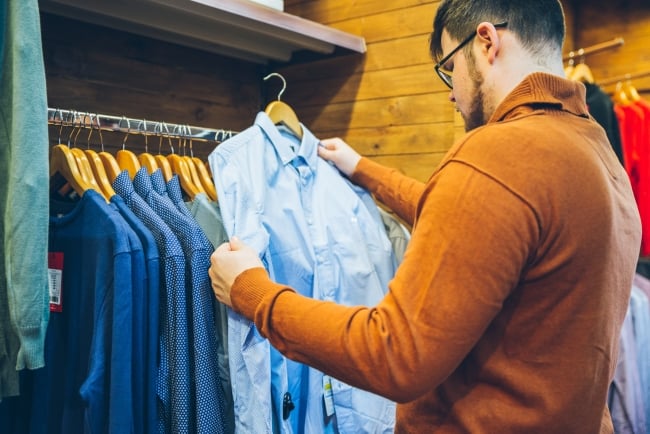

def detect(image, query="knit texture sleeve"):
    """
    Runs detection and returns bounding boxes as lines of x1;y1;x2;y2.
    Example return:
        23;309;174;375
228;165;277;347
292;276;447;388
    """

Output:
350;157;426;225
231;160;537;403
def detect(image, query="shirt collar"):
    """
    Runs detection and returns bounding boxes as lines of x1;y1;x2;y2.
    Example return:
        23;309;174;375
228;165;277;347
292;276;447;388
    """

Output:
489;72;590;123
254;111;319;171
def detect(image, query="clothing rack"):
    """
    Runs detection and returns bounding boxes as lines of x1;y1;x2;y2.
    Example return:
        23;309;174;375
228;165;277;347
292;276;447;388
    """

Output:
598;70;650;86
563;37;625;62
47;108;238;144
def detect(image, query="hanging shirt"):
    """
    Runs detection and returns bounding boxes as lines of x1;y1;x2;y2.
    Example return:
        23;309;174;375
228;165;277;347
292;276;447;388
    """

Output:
12;190;137;434
615;102;650;255
111;194;161;434
609;306;646;434
186;193;234;434
133;168;226;434
0;0;50;400
208;112;397;434
113;171;192;434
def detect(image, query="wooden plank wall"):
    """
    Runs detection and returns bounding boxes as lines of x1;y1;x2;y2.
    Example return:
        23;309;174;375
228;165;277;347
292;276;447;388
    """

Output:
279;0;581;182
568;0;650;98
280;1;450;182
41;13;264;160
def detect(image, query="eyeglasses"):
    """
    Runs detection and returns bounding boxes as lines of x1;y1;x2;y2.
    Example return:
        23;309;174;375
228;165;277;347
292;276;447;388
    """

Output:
434;22;508;89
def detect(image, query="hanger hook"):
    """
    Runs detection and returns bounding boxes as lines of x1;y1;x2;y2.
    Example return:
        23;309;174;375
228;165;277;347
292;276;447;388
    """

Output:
263;72;287;101
93;113;105;152
84;113;94;147
120;116;131;149
162;122;174;154
142;118;149;152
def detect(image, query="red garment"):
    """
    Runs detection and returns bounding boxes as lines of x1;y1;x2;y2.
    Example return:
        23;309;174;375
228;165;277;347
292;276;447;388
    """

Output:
615;101;650;255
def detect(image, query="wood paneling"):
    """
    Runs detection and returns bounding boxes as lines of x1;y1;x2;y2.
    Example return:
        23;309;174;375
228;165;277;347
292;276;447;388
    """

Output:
42;13;264;160
569;0;650;95
283;1;448;182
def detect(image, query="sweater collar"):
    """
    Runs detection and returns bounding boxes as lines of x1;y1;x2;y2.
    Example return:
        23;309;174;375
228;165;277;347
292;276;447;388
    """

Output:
488;72;589;123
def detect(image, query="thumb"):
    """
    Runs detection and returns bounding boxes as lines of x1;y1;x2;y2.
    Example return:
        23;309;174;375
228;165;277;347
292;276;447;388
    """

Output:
229;236;244;250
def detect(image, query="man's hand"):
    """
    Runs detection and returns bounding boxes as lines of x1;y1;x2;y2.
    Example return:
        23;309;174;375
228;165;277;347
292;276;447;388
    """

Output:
209;236;264;307
318;137;362;177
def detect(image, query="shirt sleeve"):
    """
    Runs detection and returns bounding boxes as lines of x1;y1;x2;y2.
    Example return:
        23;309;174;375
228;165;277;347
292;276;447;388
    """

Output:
231;160;538;403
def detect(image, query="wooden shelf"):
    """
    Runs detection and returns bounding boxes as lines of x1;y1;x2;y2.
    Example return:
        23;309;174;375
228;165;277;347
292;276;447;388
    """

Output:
38;0;366;64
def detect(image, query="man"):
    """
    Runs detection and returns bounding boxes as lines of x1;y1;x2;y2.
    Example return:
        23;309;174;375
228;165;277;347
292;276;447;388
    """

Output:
208;0;642;432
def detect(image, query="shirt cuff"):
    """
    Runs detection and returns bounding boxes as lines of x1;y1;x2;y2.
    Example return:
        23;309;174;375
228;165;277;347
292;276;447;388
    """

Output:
349;157;384;192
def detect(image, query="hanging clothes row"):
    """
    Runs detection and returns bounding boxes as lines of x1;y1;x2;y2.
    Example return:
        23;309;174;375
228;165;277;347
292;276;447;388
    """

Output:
1;111;236;434
1;94;410;434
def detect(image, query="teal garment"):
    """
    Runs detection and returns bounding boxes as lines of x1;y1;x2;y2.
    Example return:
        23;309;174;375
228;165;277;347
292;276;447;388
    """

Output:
0;0;50;399
185;193;234;434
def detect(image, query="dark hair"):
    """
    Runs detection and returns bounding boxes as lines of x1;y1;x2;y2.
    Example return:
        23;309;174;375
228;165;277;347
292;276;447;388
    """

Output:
430;0;565;61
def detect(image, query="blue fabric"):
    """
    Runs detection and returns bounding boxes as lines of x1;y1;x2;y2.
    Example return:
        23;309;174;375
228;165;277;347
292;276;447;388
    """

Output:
112;194;161;434
187;193;234;434
161;172;196;220
0;0;50;398
113;171;191;434
12;190;136;434
133;168;226;434
609;306;646;434
208;112;397;434
629;286;650;429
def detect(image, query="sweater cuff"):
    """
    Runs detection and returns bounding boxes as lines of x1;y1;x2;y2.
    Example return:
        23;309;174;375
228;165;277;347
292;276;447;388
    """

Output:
231;267;275;320
349;157;384;192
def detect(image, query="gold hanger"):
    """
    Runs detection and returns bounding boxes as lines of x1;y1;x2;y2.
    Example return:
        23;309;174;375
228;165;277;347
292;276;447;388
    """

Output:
83;114;116;200
621;75;641;102
570;62;595;84
138;119;159;174
116;117;141;179
167;153;202;200
192;157;218;201
154;122;174;182
613;81;631;105
51;144;94;199
49;111;93;198
263;72;303;139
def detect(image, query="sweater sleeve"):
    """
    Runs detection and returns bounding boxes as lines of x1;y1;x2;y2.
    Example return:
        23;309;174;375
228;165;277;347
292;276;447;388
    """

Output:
349;157;426;225
230;160;538;403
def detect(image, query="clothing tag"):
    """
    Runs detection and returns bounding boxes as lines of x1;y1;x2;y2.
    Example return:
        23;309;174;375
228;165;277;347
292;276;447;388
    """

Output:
323;375;335;417
48;252;64;312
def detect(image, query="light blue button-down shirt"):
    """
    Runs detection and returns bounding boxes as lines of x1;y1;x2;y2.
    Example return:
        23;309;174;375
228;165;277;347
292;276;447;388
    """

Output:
208;112;397;434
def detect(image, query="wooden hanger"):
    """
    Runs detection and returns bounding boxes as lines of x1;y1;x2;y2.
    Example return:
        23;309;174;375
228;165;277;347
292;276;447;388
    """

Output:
70;147;110;202
139;152;159;174
192;157;218;201
155;154;173;181
137;120;159;174
115;118;142;178
622;78;641;102
263;72;303;139
85;149;117;200
570;62;595;84
183;156;207;194
99;151;123;182
81;116;116;199
50;144;94;199
613;81;631;105
167;153;201;199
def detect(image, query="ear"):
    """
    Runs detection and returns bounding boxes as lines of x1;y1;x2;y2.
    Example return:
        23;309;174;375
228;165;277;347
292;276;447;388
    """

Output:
475;22;502;64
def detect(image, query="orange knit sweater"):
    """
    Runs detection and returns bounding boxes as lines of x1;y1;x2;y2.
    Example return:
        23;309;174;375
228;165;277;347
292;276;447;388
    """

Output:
230;73;642;433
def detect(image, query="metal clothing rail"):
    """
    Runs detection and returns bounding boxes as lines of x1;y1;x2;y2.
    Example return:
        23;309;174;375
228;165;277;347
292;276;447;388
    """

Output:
599;70;650;86
47;108;239;144
563;37;625;62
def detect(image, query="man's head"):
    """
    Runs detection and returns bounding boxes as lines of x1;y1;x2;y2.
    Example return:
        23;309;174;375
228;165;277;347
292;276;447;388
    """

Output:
430;0;566;131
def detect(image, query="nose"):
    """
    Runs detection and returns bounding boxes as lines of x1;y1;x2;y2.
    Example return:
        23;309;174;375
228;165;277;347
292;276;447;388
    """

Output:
448;90;455;103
